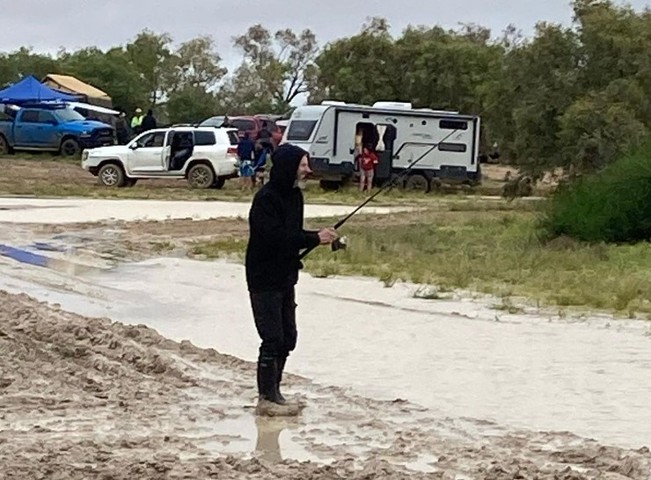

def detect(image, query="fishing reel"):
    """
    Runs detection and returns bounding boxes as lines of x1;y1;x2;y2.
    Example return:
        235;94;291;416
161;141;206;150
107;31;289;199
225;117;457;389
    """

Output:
331;236;348;252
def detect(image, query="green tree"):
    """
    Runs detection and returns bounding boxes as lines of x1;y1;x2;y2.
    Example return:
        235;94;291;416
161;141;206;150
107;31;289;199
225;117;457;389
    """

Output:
166;36;227;93
0;48;59;87
166;86;219;124
503;23;581;173
230;24;319;111
126;30;174;105
58;47;149;114
558;79;648;172
218;63;281;114
310;17;398;104
164;35;227;122
395;24;502;113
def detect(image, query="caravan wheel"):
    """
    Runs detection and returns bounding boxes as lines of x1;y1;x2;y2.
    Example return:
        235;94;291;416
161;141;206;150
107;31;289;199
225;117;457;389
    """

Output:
405;173;430;193
386;174;404;189
319;180;341;191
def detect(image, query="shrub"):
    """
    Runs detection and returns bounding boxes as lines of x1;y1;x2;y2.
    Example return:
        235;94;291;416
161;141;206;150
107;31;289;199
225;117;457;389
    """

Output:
543;141;651;243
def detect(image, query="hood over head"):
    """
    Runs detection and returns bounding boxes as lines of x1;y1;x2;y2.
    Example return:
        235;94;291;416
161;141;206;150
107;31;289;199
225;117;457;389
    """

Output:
269;143;308;192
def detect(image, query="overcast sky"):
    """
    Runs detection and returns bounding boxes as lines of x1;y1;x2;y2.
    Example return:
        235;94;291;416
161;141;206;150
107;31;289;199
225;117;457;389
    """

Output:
1;0;649;71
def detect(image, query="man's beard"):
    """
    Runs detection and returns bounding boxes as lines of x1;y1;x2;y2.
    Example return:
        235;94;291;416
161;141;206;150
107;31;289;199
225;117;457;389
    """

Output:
294;178;307;189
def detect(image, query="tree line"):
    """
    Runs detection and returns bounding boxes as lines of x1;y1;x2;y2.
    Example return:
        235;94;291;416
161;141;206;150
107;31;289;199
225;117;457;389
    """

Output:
1;0;649;174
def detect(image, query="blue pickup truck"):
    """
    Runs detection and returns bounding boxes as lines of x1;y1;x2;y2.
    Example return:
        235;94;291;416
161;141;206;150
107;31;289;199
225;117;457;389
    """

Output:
0;106;115;157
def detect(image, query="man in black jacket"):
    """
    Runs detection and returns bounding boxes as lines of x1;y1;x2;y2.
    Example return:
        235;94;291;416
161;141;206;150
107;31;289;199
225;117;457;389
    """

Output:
141;109;157;132
246;143;337;415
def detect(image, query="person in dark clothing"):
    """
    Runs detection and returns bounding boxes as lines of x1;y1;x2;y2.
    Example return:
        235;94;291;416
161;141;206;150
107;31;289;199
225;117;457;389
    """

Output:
170;132;193;170
245;143;338;416
141;109;157;132
254;121;274;185
238;132;255;165
237;133;256;190
257;121;272;142
115;112;130;145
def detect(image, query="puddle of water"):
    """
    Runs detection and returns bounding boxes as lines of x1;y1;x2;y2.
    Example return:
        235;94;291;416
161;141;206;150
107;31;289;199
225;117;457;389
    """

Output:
1;257;650;449
195;415;322;463
0;198;412;224
402;453;440;473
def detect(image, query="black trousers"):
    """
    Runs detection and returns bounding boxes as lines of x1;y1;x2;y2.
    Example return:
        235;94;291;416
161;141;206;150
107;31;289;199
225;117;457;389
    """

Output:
250;286;297;360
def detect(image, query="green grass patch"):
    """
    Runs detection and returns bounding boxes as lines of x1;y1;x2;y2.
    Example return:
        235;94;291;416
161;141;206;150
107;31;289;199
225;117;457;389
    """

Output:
190;237;247;258
191;201;651;316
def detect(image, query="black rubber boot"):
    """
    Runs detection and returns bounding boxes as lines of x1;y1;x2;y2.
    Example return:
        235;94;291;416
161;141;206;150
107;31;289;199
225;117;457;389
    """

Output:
256;357;301;417
276;356;287;405
257;356;281;403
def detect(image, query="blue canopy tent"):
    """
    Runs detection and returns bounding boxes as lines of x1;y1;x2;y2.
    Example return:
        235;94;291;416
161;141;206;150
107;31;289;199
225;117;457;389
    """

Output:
0;75;79;104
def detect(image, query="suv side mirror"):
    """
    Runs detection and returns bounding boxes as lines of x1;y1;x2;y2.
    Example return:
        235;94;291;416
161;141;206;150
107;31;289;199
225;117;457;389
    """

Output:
129;143;139;150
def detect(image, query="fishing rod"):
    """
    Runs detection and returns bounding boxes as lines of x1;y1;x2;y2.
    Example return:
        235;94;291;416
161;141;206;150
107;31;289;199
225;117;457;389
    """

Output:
299;125;469;260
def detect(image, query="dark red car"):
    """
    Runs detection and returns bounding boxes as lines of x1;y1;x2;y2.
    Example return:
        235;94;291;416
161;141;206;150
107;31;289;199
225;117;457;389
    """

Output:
228;115;283;145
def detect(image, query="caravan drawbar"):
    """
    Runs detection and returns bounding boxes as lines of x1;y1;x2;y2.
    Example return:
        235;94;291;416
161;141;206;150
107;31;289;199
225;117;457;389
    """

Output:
281;101;481;191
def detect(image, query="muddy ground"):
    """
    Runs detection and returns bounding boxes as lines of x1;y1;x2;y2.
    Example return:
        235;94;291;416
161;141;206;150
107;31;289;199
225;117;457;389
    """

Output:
1;157;647;478
15;209;461;263
2;290;650;479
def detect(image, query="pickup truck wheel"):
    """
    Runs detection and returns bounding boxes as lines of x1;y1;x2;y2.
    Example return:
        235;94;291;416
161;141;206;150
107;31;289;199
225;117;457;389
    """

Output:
187;164;215;189
60;139;80;157
98;163;126;187
0;135;9;155
211;177;226;189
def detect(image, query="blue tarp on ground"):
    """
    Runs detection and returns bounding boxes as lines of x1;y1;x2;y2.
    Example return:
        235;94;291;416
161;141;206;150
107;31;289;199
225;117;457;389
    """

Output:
0;75;79;104
0;244;49;268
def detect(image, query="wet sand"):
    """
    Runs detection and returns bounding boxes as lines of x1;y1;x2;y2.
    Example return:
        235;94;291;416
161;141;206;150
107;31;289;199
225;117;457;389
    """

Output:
2;290;651;479
0;197;412;224
2;254;650;449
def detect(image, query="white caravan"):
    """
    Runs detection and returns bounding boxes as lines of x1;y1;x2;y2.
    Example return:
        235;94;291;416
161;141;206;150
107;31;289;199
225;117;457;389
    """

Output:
282;101;481;191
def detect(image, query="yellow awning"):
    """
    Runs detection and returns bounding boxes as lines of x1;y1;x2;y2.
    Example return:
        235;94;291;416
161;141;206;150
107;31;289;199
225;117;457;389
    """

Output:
42;74;112;106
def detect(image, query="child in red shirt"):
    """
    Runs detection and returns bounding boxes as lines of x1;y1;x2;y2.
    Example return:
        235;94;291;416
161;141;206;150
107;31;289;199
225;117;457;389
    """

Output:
358;146;378;193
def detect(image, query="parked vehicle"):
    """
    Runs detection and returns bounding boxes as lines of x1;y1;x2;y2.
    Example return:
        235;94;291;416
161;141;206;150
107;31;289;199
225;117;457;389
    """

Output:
228;115;283;144
276;119;288;135
198;115;226;128
81;126;240;189
282;101;481;191
0;105;115;156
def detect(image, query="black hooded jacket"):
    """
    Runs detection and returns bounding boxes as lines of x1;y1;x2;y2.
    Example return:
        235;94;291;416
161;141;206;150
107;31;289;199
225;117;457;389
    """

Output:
245;144;320;292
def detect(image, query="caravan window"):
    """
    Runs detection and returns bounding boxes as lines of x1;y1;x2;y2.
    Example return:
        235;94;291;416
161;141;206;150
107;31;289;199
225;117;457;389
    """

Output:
439;142;467;153
286;120;317;141
440;119;468;130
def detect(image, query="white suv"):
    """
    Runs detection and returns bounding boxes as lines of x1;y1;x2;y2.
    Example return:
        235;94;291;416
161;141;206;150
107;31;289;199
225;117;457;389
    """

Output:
81;127;240;189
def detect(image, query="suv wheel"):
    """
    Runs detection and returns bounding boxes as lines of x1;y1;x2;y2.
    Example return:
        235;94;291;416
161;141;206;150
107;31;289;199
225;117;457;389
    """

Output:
60;138;80;157
187;164;215;189
98;163;126;187
211;177;226;189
